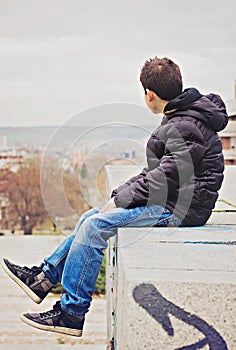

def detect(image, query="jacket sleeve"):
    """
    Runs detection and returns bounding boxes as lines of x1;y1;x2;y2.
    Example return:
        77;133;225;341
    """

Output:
111;167;148;198
113;122;203;209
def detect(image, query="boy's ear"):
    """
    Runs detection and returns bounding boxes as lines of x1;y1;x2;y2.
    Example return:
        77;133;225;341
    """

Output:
146;89;154;102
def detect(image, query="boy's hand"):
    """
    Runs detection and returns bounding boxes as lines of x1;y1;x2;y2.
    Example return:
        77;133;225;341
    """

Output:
99;198;116;213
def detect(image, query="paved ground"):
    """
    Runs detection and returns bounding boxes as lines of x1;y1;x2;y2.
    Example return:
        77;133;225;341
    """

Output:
0;235;107;350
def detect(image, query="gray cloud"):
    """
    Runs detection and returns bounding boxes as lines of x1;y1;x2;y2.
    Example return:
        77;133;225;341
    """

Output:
0;0;235;126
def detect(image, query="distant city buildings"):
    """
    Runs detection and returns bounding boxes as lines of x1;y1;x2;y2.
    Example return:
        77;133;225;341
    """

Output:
219;81;236;165
0;138;31;230
0;140;30;171
0;136;7;149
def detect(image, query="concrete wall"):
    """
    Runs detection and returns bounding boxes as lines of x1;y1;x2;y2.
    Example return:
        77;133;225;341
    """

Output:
114;227;236;350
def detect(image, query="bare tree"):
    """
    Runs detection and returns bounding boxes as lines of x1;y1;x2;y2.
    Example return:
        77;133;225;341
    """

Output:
1;156;89;234
5;157;48;234
41;156;89;227
0;168;16;229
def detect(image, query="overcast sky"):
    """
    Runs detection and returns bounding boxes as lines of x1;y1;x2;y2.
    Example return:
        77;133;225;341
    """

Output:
0;0;236;127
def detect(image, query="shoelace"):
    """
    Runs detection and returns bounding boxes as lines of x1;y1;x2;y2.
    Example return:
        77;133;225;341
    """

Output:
40;301;62;319
14;264;41;275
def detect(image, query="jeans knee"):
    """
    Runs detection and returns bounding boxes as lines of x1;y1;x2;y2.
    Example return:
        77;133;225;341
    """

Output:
75;214;110;249
74;208;99;232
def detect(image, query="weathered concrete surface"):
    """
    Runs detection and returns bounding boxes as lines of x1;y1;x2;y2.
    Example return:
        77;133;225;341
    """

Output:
209;165;236;225
114;227;236;350
0;236;107;350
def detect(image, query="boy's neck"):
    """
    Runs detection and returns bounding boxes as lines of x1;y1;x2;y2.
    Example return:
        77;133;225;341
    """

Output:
152;96;168;114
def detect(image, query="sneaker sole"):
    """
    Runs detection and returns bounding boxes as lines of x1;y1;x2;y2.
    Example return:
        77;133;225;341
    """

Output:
0;258;42;304
20;314;83;337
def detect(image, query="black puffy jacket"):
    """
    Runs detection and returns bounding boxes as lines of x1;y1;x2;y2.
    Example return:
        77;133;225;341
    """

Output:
112;88;228;226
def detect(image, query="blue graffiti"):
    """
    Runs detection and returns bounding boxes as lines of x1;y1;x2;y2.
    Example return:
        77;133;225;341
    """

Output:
133;283;228;350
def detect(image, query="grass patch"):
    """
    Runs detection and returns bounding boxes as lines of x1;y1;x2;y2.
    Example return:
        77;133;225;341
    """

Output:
94;253;106;295
32;231;64;236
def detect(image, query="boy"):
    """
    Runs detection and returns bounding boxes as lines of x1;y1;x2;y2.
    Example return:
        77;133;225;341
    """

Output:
1;57;228;336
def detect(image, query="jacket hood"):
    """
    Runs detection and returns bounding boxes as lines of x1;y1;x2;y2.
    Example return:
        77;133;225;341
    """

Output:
164;88;228;132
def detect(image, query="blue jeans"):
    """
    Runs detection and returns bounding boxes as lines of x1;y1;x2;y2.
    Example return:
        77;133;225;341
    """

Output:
42;205;181;316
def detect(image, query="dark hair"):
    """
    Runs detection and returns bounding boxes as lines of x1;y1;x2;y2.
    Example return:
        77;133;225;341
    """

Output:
140;57;183;100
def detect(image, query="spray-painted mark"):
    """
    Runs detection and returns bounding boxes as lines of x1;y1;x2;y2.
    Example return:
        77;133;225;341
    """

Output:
133;283;228;350
158;240;236;245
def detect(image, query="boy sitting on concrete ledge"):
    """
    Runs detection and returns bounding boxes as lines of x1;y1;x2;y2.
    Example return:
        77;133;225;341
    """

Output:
1;56;228;337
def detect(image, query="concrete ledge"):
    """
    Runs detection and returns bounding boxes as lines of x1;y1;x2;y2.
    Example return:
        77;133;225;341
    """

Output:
117;226;236;284
110;227;236;349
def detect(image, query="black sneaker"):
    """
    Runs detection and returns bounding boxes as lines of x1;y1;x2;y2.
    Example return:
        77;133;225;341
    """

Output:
0;258;54;304
21;301;84;337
